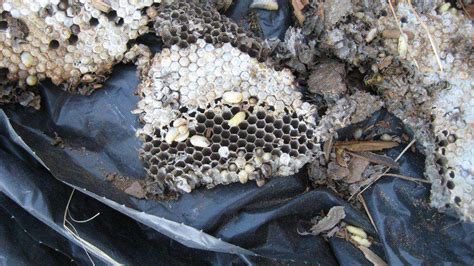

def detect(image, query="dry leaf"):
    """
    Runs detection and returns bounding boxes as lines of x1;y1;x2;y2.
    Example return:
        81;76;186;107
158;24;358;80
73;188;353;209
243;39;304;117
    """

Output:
345;157;370;183
327;162;349;180
358;246;388;266
348;151;400;169
336;148;347;167
309;206;346;235
335;140;399;152
291;0;309;25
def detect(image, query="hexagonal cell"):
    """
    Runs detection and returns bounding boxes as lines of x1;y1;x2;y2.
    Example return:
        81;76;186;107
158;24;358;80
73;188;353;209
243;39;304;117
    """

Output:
290;141;299;149
158;152;170;161
256;120;265;128
289;150;298;157
205;120;214;128
229;134;238;142
169;147;178;154
185;147;195;154
211;161;219;167
248;115;257;124
203;147;212;156
150;147;160;155
205;111;215;120
211;134;222;143
230;126;239;134
196;124;206;133
221;129;231;139
274;129;283;138
306;129;314;138
229;143;238;151
237;139;246;147
150;156;159;165
210;153;220;161
255;130;265;139
143;143;153;152
239;121;249;130
230;106;241;114
245;143;255;152
282;135;291;144
151;139;161;147
202;156;211;164
264;134;274;142
193;152;204;161
177;143;187;151
150;166;159;175
222;111;232;120
290;130;299;137
264;124;274;133
175;161;186;168
246;134;256;143
298;135;307;144
256;111;266;119
290;119;299;128
274;119;283;129
281;145;291;153
271;149;282;157
265;115;275;123
282;125;291;134
213;115;224;124
263;143;273;152
197;114;206;123
298;146;307;154
255;139;264;147
298;123;307;133
283;115;291;124
185;156;194;164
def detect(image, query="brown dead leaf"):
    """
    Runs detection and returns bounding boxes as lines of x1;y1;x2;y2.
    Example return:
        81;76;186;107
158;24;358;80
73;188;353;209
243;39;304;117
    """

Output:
124;181;146;199
327;162;349;180
347;151;399;169
345;157;370;184
291;0;309;25
334;140;399;152
335;148;347;167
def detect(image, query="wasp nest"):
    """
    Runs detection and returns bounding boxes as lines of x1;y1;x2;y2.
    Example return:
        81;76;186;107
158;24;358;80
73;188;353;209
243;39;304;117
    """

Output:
153;0;269;62
0;0;162;108
134;39;319;195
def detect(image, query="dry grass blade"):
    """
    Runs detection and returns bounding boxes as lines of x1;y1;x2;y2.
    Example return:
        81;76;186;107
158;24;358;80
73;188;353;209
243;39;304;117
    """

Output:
323;135;334;162
335;140;399;152
348;151;399;169
336;148;347;167
407;0;444;73
358;194;378;233
291;0;309;25
382;173;431;184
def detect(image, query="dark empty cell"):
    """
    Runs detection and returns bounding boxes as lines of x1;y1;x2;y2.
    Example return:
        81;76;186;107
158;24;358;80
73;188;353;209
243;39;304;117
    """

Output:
205;111;215;119
247;134;256;143
196;124;206;133
150;156;159;164
291;141;300;150
213;116;223;124
281;145;291;153
237;139;246;147
290;150;299;157
298;123;307;133
150;166;158;175
213;125;222;134
255;139;264;147
193;152;203;161
282;125;291;134
185;156;194;164
219;157;227;164
197;114;206;123
175;161;186;168
272;149;282;157
170;36;180;45
256;111;266;119
0;21;8;30
187;35;197;43
283;115;291;124
245;143;256;152
449;171;455;178
307;142;314;150
204;120;214;128
290;119;299;128
298;146;307;154
230;126;239;134
178;40;189;48
264;125;274;133
68;34;78;45
237;130;248;139
194;161;202;167
263;143;272;152
169;148;178;154
244;153;253;160
454;196;461;205
221;139;230;146
298;135;307;144
229;143;238;151
89;17;99;26
211;135;222;143
230;106;241;114
171;11;179;18
222;122;230;130
306;129;314;138
158;152;169;161
203;148;212;156
202;157;211;164
48;39;60;49
210;153;220;161
143;154;152;161
256;120;265;128
143;143;153;152
145;134;153;142
248;116;257;124
222;111;232;120
438;139;448;146
264;115;275;123
264;134;274;142
221;130;230;138
174;170;183;176
211;161;219;167
229;134;238;142
256;130;265;139
106;10;117;20
185;147;195;154
274;130;283;138
175;142;187;151
290;130;299;137
247;125;257;134
150;147;160;155
282;135;291;144
446;180;455;189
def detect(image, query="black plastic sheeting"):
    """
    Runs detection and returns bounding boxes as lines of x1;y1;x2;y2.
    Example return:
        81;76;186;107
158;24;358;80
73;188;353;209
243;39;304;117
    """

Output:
1;1;473;265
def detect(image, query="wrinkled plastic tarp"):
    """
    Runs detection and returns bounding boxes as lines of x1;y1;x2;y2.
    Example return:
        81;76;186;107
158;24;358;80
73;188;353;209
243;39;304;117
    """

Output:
1;1;473;265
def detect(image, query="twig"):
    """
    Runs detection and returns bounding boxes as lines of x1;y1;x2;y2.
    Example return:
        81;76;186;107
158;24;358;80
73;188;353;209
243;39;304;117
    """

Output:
351;139;417;200
382;173;431;184
407;0;444;74
358;194;378;233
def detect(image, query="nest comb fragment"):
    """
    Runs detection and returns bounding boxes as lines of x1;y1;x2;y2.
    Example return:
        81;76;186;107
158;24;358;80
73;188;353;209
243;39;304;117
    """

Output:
134;38;319;195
